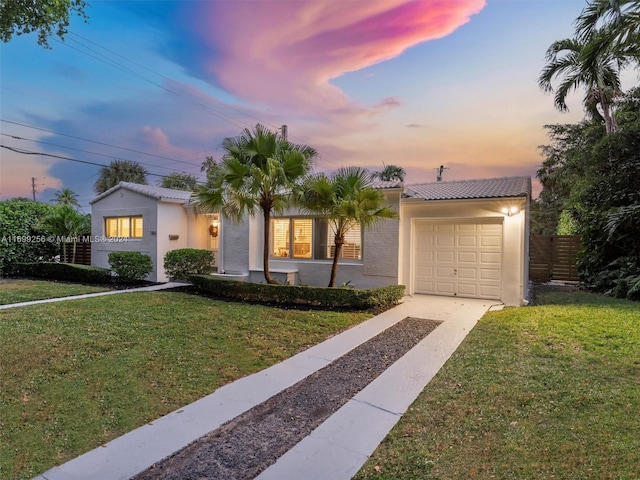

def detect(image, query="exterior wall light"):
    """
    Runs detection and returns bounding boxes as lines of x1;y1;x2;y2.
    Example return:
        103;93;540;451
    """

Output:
209;219;219;237
501;206;519;216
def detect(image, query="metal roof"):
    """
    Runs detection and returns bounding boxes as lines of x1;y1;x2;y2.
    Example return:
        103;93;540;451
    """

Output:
404;176;531;201
90;181;193;204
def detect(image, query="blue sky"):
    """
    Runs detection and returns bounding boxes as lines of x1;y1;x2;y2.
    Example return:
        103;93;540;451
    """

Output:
0;0;598;210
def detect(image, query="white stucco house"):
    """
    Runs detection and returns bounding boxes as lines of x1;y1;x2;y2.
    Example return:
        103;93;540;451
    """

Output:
90;176;531;306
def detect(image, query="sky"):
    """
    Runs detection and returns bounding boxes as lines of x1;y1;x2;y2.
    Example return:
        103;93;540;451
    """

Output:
0;0;606;210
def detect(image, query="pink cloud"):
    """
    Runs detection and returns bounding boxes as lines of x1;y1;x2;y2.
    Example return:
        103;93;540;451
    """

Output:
139;126;170;149
190;0;486;117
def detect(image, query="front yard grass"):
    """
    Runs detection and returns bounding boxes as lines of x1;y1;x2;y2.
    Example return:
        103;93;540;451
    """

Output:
0;291;370;480
355;288;640;480
0;279;111;305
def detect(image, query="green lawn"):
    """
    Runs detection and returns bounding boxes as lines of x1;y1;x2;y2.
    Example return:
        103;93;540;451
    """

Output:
0;291;370;480
355;288;640;480
0;279;111;305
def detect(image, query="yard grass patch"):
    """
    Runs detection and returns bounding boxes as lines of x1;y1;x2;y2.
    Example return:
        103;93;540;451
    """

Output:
0;291;370;480
0;279;111;305
355;288;640;480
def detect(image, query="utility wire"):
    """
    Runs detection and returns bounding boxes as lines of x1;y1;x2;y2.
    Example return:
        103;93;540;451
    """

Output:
0;120;204;169
62;32;342;168
68;31;281;132
53;36;250;132
1;133;203;176
2;144;170;180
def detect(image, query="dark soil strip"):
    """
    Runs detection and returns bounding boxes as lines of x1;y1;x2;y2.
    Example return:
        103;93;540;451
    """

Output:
134;317;442;480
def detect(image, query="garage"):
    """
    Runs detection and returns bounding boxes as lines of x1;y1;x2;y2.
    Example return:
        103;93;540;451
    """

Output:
414;219;503;300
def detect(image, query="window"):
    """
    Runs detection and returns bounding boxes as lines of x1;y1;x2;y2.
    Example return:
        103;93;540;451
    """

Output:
105;216;143;238
272;218;290;257
293;219;312;258
271;218;362;260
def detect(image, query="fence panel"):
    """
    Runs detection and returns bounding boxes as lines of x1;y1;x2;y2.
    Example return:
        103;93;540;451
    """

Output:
59;242;92;266
530;235;581;282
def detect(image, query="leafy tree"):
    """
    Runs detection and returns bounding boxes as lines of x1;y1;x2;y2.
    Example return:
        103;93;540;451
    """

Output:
536;88;640;298
297;167;397;287
531;121;605;234
94;160;148;194
52;188;80;208
194;124;317;284
160;173;198;191
0;0;88;48
372;164;406;182
0;199;58;275
40;205;91;263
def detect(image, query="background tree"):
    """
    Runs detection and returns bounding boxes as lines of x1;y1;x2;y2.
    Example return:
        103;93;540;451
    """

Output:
372;164;406;182
194;124;317;284
94;160;148;194
160;173;198;191
0;0;88;48
297;167;397;287
52;188;80;208
536;88;640;298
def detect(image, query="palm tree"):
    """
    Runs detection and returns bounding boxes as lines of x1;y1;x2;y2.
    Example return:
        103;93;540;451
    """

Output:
297;167;397;287
94;160;148;194
52;188;80;208
194;124;317;284
372;164;406;182
539;34;624;133
40;205;91;263
576;0;639;54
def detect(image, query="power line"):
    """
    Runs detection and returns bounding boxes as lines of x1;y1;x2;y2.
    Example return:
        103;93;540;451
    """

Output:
1;119;205;168
68;31;281;132
52;36;251;132
61;32;343;168
1;144;166;179
1;132;203;176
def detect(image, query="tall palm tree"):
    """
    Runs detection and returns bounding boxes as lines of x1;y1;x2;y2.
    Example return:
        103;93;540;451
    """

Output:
372;164;406;182
194;124;317;284
297;167;397;287
539;34;623;133
94;160;148;194
576;0;639;53
52;188;80;208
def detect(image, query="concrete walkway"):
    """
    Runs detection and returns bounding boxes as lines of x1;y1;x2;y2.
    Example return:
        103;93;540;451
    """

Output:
33;294;500;480
0;282;186;310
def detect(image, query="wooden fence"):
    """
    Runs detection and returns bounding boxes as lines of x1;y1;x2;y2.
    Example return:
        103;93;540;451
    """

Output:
530;235;581;282
59;241;91;266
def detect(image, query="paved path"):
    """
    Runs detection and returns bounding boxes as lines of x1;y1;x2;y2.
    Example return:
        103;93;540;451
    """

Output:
32;293;500;480
0;282;186;310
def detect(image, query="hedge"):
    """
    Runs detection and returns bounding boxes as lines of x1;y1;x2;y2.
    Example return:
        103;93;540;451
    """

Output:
13;262;112;284
189;274;405;309
164;248;215;280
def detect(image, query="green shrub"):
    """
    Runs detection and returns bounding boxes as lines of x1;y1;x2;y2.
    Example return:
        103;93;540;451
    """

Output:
13;262;112;284
0;199;59;275
164;248;215;280
189;274;405;309
108;251;153;282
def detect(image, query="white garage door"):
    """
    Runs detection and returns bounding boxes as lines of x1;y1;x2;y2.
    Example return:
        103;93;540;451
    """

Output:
414;220;502;300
